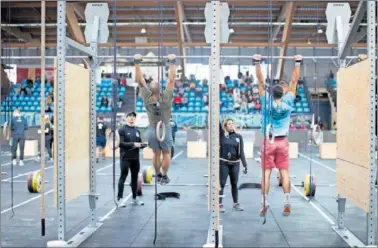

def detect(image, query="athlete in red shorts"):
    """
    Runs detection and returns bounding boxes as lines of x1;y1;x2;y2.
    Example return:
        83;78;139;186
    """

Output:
253;54;303;216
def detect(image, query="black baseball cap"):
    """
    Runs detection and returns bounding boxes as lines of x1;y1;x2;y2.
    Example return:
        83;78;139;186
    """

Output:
126;111;137;117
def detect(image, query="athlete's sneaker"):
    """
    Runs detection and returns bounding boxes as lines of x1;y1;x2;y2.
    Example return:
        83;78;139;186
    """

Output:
117;199;126;208
12;159;17;166
157;173;163;183
19;160;24;166
160;175;170;185
232;203;244;211
282;202;291;216
219;204;225;213
132;197;144;206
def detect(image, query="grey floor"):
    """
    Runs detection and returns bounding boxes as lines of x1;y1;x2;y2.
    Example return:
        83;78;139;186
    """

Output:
0;145;371;247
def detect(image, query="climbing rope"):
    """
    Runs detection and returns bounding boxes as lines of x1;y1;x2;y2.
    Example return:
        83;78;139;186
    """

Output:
112;0;118;208
40;0;46;236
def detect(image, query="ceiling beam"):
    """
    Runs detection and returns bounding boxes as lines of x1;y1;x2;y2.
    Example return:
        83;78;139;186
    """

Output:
3;41;368;49
72;3;86;21
175;2;186;78
66;3;86;44
276;2;296;80
177;2;192;42
339;0;366;59
1;26;33;42
271;2;290;40
354;27;367;42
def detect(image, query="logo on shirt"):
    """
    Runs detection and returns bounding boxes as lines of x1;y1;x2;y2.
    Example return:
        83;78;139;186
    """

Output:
235;138;240;143
136;132;139;137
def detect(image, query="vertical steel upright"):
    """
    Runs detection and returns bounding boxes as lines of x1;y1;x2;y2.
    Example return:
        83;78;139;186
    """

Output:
56;0;66;241
367;0;376;245
89;22;99;228
207;1;221;247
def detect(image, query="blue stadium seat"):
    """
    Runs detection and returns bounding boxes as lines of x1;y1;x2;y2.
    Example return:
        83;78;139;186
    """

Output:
221;107;227;113
21;101;27;106
100;106;106;112
189;97;195;102
188;107;194;112
24;96;30;101
96;107;100;112
30;106;36;112
36;106;41;111
136;102;143;107
24;106;30;112
27;101;33;106
302;102;308;107
201;106;208;112
180;107;187;112
34;101;39;106
297;108;303;113
195;102;201;107
12;96;18;101
295;102;301;107
194;107;200;112
304;108;310;113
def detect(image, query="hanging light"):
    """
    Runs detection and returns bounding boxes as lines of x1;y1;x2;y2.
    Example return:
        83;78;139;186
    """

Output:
317;28;323;34
229;28;235;34
141;28;146;34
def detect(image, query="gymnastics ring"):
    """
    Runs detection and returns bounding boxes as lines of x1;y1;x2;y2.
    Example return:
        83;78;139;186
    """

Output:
266;123;275;144
106;129;120;149
156;121;166;142
312;124;323;146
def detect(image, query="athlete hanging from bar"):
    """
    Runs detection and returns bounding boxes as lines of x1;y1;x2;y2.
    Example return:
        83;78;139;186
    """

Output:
254;54;302;216
134;54;176;185
219;118;248;212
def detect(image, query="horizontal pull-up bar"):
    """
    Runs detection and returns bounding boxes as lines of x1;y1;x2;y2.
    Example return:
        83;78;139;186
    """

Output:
1;55;359;60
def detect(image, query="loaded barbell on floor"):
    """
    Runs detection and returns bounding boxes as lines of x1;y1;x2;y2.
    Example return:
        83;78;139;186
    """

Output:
26;170;42;193
278;174;318;197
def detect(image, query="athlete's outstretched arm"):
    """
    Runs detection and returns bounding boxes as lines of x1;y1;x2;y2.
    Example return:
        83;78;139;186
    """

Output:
288;55;303;96
253;54;265;96
166;54;176;91
134;54;147;88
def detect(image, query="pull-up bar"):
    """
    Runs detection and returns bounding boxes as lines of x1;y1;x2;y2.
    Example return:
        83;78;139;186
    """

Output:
1;55;359;60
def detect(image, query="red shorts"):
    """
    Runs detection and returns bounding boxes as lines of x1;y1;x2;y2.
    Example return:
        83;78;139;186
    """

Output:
260;137;289;170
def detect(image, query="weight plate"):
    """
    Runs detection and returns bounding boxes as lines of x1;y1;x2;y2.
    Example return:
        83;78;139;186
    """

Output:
143;166;153;184
27;172;34;193
137;173;143;196
304;174;316;197
33;171;42;193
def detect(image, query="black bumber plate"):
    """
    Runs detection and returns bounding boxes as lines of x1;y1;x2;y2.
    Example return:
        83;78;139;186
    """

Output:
27;173;34;193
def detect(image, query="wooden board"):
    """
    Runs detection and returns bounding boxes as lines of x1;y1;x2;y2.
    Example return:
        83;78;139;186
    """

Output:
336;59;373;213
336;159;370;212
337;59;370;168
244;142;254;159
17;140;38;156
143;147;154;159
289;142;298;159
187;141;207;158
54;60;90;207
319;143;337;159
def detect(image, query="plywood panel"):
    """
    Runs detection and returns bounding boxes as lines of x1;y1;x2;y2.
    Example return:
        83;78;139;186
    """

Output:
336;159;370;212
289;142;298;159
319;143;337;159
337;59;370;168
54;60;90;207
187;141;207;158
244;142;254;159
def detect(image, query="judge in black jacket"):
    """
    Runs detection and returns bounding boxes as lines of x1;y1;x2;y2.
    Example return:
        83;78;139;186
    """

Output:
219;119;248;213
117;112;146;206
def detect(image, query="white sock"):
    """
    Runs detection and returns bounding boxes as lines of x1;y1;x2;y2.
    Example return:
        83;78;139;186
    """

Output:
284;193;290;203
261;194;268;205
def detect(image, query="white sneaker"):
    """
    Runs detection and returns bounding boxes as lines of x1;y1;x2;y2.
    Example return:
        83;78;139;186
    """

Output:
19;160;24;166
117;199;126;208
132;197;144;206
12;159;17;166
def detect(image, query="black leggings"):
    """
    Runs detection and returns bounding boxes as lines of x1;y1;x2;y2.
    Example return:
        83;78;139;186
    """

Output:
11;136;25;160
117;159;140;199
219;163;240;204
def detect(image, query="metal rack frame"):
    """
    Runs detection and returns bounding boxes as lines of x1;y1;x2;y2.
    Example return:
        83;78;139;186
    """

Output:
54;1;102;246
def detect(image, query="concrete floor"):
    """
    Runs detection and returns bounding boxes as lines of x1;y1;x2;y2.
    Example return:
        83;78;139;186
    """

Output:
0;145;371;247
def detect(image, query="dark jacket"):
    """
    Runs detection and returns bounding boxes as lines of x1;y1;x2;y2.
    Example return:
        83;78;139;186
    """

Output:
11;116;28;137
118;124;142;160
219;122;247;168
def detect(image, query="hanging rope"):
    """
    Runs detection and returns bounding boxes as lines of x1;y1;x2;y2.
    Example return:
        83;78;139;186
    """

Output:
6;1;15;219
112;0;118;208
153;2;164;246
40;0;46;236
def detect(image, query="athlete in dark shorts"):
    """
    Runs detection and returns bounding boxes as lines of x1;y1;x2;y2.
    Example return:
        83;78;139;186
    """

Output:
96;116;107;162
